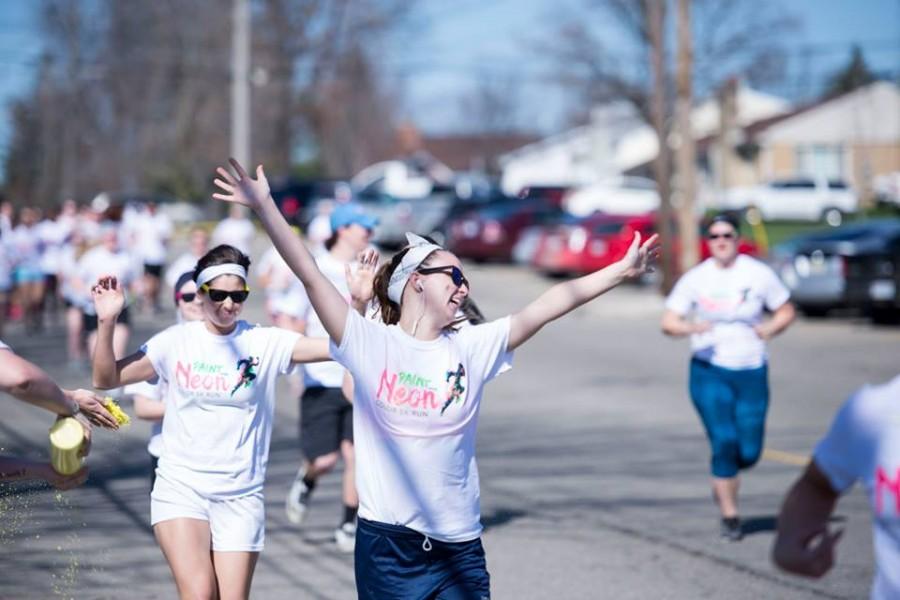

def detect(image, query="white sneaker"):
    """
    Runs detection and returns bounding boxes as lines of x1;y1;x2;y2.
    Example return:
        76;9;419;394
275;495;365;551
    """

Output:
334;521;356;553
285;467;311;525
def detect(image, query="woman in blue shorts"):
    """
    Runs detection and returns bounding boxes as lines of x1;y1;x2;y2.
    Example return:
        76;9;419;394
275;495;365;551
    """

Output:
661;214;796;541
213;158;659;600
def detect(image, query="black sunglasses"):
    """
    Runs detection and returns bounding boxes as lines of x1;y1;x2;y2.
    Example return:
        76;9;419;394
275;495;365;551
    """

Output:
201;284;250;303
707;232;736;240
176;292;197;303
417;265;470;289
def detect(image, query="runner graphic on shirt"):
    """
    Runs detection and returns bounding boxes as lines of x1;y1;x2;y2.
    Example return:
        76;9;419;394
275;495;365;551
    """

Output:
441;363;466;415
232;356;260;395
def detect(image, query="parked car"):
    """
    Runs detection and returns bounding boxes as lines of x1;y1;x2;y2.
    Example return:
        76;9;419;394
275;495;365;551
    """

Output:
531;213;758;277
844;222;900;323
270;179;350;228
356;189;457;249
563;176;659;217
447;198;562;262
873;171;900;208
772;219;900;317
721;178;858;226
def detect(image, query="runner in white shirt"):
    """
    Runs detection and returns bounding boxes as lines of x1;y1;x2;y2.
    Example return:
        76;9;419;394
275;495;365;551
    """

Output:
58;228;91;366
165;227;210;289
90;243;352;600
133;202;173;313
282;203;377;553
211;205;255;255
213;158;659;599
662;213;796;541
76;226;139;359
127;272;205;493
9;207;45;332
773;374;900;600
36;207;70;322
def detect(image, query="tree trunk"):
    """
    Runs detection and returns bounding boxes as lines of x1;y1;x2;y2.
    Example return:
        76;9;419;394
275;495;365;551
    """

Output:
675;0;698;272
648;0;676;294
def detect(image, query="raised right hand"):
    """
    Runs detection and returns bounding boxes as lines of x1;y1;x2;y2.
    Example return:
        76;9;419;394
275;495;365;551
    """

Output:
91;276;125;321
212;158;271;211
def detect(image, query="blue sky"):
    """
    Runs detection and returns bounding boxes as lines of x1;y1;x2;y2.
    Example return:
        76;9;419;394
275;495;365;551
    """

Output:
0;0;897;175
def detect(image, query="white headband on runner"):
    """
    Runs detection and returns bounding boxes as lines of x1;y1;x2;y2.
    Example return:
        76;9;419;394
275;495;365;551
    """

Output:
387;233;443;304
196;263;248;288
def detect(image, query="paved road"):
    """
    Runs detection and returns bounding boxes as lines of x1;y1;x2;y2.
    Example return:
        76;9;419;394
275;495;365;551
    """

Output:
1;255;897;599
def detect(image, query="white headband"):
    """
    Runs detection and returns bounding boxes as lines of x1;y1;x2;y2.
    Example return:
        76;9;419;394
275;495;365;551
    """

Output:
387;233;443;304
196;263;248;288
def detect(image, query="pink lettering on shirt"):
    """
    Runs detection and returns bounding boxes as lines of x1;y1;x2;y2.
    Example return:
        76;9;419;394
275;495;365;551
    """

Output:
376;369;439;411
175;360;229;393
875;466;900;515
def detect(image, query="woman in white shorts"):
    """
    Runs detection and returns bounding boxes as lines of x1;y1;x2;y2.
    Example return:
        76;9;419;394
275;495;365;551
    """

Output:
90;243;339;600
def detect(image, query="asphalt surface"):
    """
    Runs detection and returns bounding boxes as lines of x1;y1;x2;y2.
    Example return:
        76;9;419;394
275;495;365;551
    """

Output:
1;244;898;599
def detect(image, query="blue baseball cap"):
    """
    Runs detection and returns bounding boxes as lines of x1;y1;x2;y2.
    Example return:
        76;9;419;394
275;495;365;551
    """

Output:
330;203;378;231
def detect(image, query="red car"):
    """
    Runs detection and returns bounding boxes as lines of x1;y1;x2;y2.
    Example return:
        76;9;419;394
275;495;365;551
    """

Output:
447;199;561;262
532;212;758;276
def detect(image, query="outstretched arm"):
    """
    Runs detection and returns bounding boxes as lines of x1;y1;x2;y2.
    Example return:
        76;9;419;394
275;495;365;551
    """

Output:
508;232;660;351
772;461;843;578
91;276;157;389
212;159;349;344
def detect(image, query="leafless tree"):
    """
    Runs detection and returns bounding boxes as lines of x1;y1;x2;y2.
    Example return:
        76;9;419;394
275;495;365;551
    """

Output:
3;0;414;207
543;0;796;288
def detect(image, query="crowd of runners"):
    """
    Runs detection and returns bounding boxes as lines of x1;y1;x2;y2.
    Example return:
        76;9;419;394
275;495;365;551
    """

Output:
0;159;896;599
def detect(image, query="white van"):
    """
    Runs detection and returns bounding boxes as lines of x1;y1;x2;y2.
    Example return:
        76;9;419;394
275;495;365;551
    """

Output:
721;178;858;226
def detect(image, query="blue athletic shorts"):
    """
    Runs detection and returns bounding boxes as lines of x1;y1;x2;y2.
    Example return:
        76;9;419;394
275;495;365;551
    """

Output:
355;518;491;600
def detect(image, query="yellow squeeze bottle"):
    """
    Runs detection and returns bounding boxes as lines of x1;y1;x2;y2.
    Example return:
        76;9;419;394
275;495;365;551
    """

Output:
104;397;131;426
49;417;85;475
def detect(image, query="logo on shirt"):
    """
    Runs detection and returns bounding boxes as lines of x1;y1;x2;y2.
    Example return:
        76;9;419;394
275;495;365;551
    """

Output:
231;355;260;396
875;466;900;515
441;363;466;415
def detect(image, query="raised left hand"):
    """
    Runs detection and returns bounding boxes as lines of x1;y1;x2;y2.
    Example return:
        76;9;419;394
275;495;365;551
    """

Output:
619;232;661;279
345;248;379;307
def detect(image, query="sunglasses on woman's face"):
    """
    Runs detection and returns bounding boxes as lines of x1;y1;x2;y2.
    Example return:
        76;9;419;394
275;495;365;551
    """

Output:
417;265;470;289
707;232;736;241
200;284;250;303
176;292;197;303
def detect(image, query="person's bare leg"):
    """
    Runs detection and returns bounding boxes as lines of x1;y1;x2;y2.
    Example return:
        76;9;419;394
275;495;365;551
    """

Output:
712;476;740;518
154;518;219;600
340;440;358;509
65;307;83;361
308;451;339;478
212;551;259;600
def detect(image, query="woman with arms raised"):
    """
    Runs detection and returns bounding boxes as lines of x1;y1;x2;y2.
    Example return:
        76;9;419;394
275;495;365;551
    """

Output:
213;158;659;600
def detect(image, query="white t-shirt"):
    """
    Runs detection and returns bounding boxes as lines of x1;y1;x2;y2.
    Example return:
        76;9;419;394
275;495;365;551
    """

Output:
212;217;256;255
8;224;42;270
36;219;67;274
331;309;513;542
165;252;200;288
133;212;173;265
125;378;165;458
665;255;790;369
77;246;138;315
292;252;353;388
141;320;299;498
815;375;900;600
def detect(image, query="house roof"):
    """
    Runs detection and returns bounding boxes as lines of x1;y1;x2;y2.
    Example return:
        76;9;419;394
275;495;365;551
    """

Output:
418;134;541;171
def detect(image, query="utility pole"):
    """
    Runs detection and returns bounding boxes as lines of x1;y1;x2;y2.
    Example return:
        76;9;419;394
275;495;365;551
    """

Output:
648;0;676;294
675;0;698;271
231;0;250;167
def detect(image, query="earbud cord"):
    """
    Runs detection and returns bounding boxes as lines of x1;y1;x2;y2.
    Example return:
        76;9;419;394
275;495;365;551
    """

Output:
411;289;427;337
